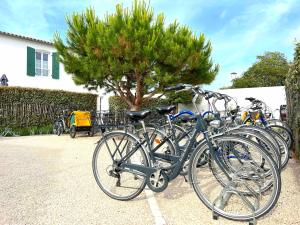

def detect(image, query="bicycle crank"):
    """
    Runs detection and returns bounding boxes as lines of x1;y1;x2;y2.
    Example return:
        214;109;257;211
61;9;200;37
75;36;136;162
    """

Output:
146;170;168;192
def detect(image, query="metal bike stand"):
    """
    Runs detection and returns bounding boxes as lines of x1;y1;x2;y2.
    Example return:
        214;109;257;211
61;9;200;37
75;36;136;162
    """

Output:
212;166;263;225
0;127;18;137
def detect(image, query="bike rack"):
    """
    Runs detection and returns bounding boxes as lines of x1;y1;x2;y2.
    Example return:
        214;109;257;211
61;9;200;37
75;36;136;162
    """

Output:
212;164;263;225
0;127;18;137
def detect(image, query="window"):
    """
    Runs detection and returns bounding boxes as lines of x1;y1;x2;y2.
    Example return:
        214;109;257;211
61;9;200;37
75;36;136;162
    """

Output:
35;51;49;76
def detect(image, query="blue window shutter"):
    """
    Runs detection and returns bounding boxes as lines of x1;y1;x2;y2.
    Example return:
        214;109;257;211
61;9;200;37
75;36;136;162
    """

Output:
27;46;35;76
52;52;59;79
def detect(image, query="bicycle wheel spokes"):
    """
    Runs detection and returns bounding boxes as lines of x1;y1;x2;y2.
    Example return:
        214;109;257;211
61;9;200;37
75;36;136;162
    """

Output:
161;124;191;148
93;131;149;200
190;135;281;221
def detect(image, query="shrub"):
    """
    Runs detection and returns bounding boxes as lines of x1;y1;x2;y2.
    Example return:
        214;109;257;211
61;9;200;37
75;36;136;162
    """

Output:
0;124;53;136
0;86;97;128
286;43;300;158
109;96;172;111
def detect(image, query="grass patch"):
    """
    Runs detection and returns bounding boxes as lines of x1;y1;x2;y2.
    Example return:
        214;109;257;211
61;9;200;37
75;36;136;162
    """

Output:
0;124;53;136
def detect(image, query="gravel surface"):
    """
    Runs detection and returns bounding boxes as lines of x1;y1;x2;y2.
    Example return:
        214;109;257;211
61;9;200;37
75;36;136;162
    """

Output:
0;135;300;225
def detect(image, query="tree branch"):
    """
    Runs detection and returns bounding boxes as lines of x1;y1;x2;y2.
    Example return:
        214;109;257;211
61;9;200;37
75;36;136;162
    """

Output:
115;82;134;108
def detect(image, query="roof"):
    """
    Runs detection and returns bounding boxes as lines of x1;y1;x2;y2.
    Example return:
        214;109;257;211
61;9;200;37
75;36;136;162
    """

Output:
0;31;53;46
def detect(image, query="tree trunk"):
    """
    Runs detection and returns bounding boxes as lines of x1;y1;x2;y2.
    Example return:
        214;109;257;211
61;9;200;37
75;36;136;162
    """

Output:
132;72;143;111
130;105;140;111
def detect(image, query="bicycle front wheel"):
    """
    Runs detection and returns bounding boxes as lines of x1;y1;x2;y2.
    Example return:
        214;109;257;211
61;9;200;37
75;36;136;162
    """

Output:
92;131;149;201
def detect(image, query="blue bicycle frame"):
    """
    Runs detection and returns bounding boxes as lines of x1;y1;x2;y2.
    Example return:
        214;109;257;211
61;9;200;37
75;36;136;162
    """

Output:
169;110;194;120
169;109;215;121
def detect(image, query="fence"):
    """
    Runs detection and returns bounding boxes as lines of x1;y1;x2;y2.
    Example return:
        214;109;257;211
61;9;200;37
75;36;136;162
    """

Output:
0;102;67;128
0;101;166;134
93;109;165;130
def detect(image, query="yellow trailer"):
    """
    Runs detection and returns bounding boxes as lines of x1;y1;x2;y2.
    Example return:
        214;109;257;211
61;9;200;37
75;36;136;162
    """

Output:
69;111;93;138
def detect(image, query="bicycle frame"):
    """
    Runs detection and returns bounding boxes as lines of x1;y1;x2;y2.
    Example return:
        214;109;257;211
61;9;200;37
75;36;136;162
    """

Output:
169;110;194;120
168;109;215;121
115;113;231;182
242;110;268;126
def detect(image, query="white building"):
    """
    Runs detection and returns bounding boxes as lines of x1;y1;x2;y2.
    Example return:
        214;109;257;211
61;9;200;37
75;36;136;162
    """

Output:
179;86;286;119
216;86;286;117
0;31;110;110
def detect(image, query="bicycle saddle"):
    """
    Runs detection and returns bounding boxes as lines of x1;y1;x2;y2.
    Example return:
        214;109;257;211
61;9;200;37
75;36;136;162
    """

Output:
126;110;151;121
156;105;176;115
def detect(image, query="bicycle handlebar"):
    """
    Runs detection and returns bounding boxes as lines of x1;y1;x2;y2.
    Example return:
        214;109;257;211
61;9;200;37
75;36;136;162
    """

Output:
164;84;186;91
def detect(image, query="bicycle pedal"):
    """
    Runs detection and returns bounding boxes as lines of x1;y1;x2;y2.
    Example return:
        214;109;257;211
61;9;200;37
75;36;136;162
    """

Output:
249;221;257;225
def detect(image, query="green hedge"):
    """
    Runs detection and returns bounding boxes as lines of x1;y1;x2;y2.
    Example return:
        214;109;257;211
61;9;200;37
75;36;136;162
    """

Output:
109;96;130;111
0;124;53;136
0;86;97;128
109;96;172;111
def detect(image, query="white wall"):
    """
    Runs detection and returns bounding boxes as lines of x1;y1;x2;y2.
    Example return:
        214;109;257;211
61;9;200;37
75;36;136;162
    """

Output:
0;34;111;110
179;86;286;119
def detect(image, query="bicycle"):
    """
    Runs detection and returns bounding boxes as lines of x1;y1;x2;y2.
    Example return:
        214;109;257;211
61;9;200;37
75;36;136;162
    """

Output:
92;84;281;223
53;109;71;136
242;97;292;149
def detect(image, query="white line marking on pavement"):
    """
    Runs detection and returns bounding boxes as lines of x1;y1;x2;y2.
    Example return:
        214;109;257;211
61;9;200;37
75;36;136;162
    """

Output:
145;189;166;225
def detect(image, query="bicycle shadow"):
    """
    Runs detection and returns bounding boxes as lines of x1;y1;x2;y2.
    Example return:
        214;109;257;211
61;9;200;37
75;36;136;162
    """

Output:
154;176;194;200
129;176;193;202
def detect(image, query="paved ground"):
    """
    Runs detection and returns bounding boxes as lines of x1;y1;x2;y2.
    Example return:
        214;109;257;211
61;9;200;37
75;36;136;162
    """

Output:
1;135;300;225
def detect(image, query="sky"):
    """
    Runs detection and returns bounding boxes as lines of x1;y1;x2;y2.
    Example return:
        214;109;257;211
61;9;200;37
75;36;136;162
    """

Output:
0;0;300;89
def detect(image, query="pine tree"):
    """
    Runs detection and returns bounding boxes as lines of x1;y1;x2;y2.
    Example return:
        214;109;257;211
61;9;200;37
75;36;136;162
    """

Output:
54;0;218;110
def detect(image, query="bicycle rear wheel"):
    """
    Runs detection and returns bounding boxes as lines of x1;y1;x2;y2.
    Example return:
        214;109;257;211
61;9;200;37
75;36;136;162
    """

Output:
239;125;288;169
267;125;292;149
268;129;289;169
226;128;281;170
189;135;281;221
92;131;149;201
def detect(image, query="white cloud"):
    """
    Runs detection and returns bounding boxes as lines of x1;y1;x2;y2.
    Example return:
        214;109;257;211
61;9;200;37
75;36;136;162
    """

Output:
208;0;297;89
1;0;298;89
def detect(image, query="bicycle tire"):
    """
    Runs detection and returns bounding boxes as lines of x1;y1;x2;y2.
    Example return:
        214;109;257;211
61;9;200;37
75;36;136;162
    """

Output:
92;131;149;201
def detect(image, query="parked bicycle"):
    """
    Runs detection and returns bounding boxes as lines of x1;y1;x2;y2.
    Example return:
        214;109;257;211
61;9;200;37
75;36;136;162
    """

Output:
93;84;281;224
53;109;71;136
